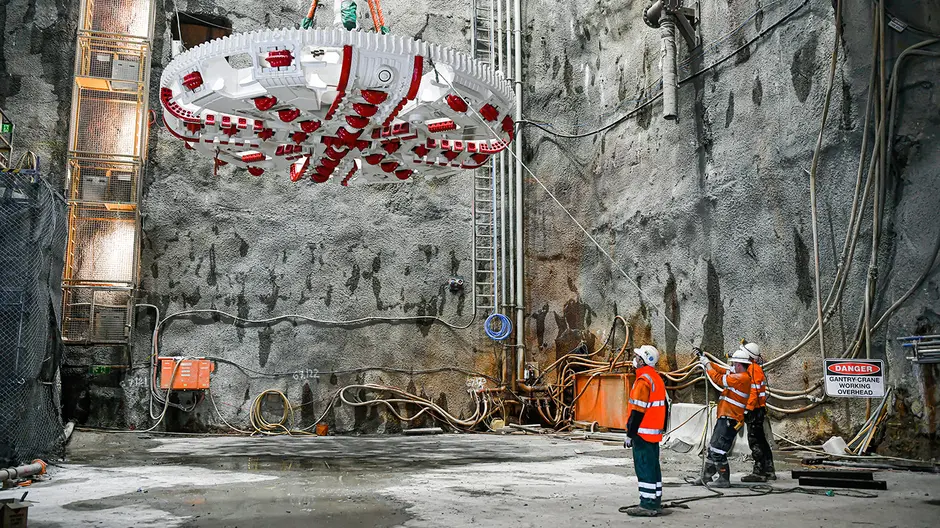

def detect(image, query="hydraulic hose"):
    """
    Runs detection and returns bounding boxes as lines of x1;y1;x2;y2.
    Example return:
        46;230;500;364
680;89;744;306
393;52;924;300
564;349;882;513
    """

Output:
485;313;513;341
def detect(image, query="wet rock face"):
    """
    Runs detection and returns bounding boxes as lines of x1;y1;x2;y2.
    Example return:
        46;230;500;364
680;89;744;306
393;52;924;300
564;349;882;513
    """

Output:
6;0;940;449
0;0;79;184
523;0;940;451
127;0;494;434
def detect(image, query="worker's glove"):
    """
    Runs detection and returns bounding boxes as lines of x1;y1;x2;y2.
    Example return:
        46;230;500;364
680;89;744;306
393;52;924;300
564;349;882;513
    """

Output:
698;355;710;368
624;435;633;449
302;17;314;29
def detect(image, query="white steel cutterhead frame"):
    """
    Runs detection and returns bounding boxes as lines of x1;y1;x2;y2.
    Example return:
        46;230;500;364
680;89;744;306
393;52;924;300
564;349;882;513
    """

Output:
160;29;516;185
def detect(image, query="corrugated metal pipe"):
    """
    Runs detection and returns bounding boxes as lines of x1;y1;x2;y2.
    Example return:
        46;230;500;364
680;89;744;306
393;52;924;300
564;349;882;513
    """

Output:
0;460;46;482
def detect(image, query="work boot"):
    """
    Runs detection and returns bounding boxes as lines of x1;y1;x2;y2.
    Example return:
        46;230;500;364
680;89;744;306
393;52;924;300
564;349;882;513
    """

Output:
713;466;731;488
690;475;712;486
711;476;731;488
764;461;777;480
741;473;767;483
624;506;659;517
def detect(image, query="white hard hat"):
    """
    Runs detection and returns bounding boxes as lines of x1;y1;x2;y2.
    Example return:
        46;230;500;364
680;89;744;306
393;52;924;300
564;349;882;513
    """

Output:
729;348;752;364
739;341;760;359
634;345;660;367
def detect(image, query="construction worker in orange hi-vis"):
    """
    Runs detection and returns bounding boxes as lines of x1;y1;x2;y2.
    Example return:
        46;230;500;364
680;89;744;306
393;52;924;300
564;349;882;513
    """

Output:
623;345;671;517
739;340;776;482
692;347;752;488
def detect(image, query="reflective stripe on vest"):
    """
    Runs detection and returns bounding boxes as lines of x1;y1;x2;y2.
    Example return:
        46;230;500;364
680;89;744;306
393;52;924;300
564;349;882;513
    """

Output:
727;386;749;399
632;366;667;443
639;373;656;393
721;395;747;408
631;399;666;408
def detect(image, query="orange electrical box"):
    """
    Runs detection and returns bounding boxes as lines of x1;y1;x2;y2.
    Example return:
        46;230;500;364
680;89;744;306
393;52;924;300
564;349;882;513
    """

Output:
158;358;214;390
573;373;633;430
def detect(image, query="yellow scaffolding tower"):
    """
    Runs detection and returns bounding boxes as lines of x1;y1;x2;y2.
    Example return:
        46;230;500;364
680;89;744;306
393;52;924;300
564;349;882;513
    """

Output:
62;0;155;344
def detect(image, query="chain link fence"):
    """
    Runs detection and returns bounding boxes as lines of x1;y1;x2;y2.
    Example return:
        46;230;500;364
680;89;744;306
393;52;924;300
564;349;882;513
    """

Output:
0;168;68;466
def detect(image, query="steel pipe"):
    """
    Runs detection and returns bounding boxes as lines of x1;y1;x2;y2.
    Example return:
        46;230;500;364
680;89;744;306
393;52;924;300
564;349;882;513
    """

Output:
0;460;46;482
513;0;525;382
660;13;678;120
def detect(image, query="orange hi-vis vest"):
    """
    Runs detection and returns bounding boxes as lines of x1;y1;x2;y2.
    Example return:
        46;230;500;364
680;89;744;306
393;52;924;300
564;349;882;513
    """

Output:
705;363;751;423
746;363;768;411
628;365;667;442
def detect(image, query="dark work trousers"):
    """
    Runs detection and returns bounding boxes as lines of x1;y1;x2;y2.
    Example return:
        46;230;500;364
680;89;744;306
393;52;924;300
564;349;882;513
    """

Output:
745;408;775;475
703;417;737;481
632;436;662;511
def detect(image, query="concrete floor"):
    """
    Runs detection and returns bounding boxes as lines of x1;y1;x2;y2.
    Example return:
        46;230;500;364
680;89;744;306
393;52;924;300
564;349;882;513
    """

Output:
2;431;938;527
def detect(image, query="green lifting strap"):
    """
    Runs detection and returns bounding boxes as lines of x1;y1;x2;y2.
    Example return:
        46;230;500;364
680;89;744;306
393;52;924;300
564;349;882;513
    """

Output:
341;0;358;30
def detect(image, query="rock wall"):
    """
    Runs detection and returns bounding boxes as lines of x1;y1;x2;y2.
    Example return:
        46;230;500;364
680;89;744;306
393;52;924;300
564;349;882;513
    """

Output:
2;0;938;454
127;0;503;433
522;0;940;456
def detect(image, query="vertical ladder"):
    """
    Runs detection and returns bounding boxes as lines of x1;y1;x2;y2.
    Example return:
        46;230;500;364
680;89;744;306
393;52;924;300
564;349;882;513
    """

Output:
471;0;498;315
470;0;495;67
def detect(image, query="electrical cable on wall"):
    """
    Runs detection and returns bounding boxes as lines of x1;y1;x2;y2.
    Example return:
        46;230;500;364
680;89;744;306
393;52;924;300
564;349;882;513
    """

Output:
453;5;940;422
426;19;940;416
516;0;811;139
116;1;940;439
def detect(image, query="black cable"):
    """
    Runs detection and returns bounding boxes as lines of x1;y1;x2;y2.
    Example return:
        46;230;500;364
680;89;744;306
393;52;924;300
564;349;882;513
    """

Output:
516;95;662;139
679;0;809;84
204;356;500;383
618;482;878;513
518;0;810;139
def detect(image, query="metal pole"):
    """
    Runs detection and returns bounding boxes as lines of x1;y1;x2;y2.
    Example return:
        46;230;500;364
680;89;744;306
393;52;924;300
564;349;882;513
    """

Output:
505;0;515;320
513;0;525;382
660;13;678;120
0;460;46;482
470;0;478;55
496;0;507;316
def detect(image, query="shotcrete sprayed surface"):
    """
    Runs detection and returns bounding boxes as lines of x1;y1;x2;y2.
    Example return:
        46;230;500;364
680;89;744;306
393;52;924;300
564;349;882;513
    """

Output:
3;432;938;527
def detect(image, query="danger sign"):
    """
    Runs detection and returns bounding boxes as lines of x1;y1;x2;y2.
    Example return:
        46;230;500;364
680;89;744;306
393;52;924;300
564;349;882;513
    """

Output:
824;359;884;398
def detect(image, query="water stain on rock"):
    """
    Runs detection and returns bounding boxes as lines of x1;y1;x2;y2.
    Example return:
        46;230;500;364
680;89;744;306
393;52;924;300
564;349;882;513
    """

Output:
258;327;274;368
663;264;680;371
235;233;249;257
206;244;217;286
323;284;333;307
258;268;283;312
627;302;653;348
346;263;361;293
752;76;763;106
532;304;550;349
724;91;735;128
301;382;314;424
793;228;814;309
840;77;854;130
701;260;724;355
417;245;437;263
790;33;818;103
